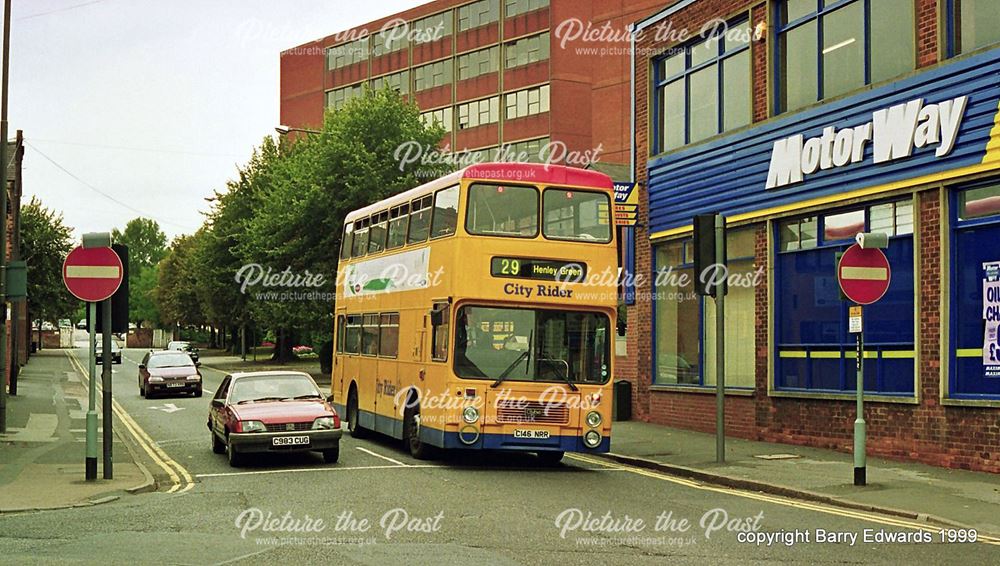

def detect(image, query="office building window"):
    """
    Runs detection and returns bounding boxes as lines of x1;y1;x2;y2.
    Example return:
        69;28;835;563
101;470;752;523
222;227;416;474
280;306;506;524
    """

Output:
505;0;548;18
414;59;453;91
372;28;408;57
504;84;549;119
501;137;549;163
457;46;499;80
504;32;550;69
327;84;364;110
327;38;368;70
458;0;499;31
775;200;915;395
458;97;499;129
371;70;410;94
948;0;1000;56
412;12;453;44
421;107;454;132
777;0;916;113
653;18;751;153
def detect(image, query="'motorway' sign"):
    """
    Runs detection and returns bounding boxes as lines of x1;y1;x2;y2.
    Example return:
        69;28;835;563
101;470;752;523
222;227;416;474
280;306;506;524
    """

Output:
837;244;891;305
62;246;123;302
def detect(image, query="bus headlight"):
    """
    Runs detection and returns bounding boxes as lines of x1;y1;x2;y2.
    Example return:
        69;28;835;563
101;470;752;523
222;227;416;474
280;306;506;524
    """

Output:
583;430;602;448
462;405;480;424
586;411;602;428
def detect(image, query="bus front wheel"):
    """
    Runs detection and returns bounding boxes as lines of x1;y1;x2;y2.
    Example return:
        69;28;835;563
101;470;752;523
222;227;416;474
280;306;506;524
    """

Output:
403;404;434;460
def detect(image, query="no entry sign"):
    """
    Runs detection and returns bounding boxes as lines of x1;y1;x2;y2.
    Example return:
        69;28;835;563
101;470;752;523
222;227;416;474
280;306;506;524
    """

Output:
838;244;891;305
63;246;123;302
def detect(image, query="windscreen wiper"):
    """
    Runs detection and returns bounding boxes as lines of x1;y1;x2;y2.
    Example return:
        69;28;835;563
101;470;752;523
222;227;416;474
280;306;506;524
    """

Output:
491;330;533;388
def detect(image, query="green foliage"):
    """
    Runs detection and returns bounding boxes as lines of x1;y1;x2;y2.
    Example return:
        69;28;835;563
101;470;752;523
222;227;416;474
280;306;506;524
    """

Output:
153;87;446;343
21;197;76;323
113;217;168;326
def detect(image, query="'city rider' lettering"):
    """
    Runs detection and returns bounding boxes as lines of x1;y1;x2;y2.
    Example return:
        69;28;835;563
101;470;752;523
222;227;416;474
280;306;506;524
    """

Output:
765;96;968;189
503;283;573;298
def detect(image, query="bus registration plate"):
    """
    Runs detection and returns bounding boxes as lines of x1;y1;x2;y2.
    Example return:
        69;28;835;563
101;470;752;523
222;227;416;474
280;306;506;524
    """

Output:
513;429;550;439
272;436;310;446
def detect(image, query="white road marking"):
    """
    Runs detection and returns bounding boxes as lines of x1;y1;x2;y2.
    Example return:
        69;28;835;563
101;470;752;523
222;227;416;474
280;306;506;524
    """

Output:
149;403;184;413
196;464;440;479
355;446;408;466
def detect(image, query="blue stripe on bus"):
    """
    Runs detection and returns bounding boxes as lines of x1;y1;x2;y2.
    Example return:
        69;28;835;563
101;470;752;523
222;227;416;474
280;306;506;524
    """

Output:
337;405;610;453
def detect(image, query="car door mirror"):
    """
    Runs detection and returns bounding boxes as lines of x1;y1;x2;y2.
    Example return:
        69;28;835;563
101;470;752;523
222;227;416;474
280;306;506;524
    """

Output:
211;398;224;407
138;364;146;370
326;394;335;404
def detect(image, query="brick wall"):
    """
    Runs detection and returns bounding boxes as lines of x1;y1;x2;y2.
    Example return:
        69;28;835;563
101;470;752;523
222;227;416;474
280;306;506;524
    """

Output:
627;0;1000;473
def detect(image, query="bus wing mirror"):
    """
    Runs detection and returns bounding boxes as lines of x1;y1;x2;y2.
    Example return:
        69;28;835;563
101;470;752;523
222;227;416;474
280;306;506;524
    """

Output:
430;309;443;327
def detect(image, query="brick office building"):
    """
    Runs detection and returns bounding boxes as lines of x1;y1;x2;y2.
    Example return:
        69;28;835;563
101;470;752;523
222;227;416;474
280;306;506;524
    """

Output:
622;0;1000;472
280;0;664;167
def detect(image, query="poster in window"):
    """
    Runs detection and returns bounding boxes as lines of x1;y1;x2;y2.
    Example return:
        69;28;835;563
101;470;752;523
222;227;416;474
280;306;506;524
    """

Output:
983;261;1000;378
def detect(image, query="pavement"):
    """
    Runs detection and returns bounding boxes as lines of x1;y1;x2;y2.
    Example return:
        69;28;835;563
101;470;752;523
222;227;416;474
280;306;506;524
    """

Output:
603;420;1000;536
0;349;152;513
197;349;330;386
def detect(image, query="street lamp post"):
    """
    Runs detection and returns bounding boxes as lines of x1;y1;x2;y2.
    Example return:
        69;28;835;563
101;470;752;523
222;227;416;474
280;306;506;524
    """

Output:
274;125;324;136
0;0;12;434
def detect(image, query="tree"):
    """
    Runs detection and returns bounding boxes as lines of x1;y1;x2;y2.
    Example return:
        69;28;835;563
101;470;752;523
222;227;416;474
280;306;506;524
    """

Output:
154;234;204;329
21;197;77;333
112;218;168;326
236;87;446;359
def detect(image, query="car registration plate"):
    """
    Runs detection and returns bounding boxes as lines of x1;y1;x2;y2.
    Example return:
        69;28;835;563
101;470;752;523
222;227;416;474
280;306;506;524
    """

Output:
513;429;550;439
272;436;310;446
166;383;185;388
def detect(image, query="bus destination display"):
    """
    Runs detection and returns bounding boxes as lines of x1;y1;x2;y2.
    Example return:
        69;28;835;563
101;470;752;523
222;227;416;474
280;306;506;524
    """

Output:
491;257;586;281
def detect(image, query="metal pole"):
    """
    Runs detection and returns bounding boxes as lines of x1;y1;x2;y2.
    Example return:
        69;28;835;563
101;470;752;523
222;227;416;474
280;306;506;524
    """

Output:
101;298;113;479
715;214;726;464
0;0;11;434
86;302;98;480
854;330;866;486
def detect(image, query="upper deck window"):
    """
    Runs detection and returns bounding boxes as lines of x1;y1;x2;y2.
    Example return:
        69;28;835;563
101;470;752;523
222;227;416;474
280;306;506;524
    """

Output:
387;204;409;249
431;186;459;238
351;217;369;258
408;195;433;244
340;223;353;260
543;189;612;243
369;210;388;253
466;183;539;238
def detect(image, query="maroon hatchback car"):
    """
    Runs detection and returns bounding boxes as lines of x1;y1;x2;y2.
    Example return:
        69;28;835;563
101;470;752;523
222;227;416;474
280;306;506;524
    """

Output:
139;350;202;398
207;371;342;467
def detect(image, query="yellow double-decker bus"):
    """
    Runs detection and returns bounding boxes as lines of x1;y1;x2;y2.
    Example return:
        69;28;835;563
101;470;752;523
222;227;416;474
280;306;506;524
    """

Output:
332;162;617;463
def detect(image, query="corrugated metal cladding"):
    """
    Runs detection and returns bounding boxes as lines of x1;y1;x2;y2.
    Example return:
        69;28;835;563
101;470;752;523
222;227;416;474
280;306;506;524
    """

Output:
646;47;1000;236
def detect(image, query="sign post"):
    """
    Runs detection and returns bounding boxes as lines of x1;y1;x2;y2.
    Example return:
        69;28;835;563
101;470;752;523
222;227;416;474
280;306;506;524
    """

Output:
838;239;891;487
694;213;727;463
63;242;123;481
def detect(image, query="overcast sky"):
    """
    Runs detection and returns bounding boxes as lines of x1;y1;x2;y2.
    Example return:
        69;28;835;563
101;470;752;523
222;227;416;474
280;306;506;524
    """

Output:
9;0;421;240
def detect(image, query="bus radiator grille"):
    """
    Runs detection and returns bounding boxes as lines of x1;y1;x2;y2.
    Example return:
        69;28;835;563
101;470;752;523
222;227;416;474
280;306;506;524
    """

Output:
495;401;569;425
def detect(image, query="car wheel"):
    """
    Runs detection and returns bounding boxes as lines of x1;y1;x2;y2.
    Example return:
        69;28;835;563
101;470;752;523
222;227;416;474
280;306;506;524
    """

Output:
212;431;225;454
347;389;366;439
536;451;565;466
194;387;203;398
226;435;243;467
322;447;340;464
403;404;435;460
139;381;146;398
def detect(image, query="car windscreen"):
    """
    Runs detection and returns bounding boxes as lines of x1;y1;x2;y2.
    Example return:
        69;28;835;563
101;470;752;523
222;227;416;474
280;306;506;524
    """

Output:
229;375;321;404
147;353;194;369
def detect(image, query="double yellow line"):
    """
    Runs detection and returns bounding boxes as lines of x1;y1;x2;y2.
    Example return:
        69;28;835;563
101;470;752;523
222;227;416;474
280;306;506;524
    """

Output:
567;453;1000;546
65;351;195;494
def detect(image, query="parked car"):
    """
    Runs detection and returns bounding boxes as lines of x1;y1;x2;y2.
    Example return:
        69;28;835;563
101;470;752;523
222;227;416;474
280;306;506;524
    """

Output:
166;340;199;364
58;319;72;328
139;350;202;398
207;371;341;467
94;340;123;364
76;319;87;330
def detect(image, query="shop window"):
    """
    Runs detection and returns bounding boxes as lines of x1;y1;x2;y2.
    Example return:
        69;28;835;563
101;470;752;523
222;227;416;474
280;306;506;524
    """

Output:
775;200;915;395
653;231;755;388
947;0;1000;57
776;0;916;113
652;17;751;154
950;182;1000;398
